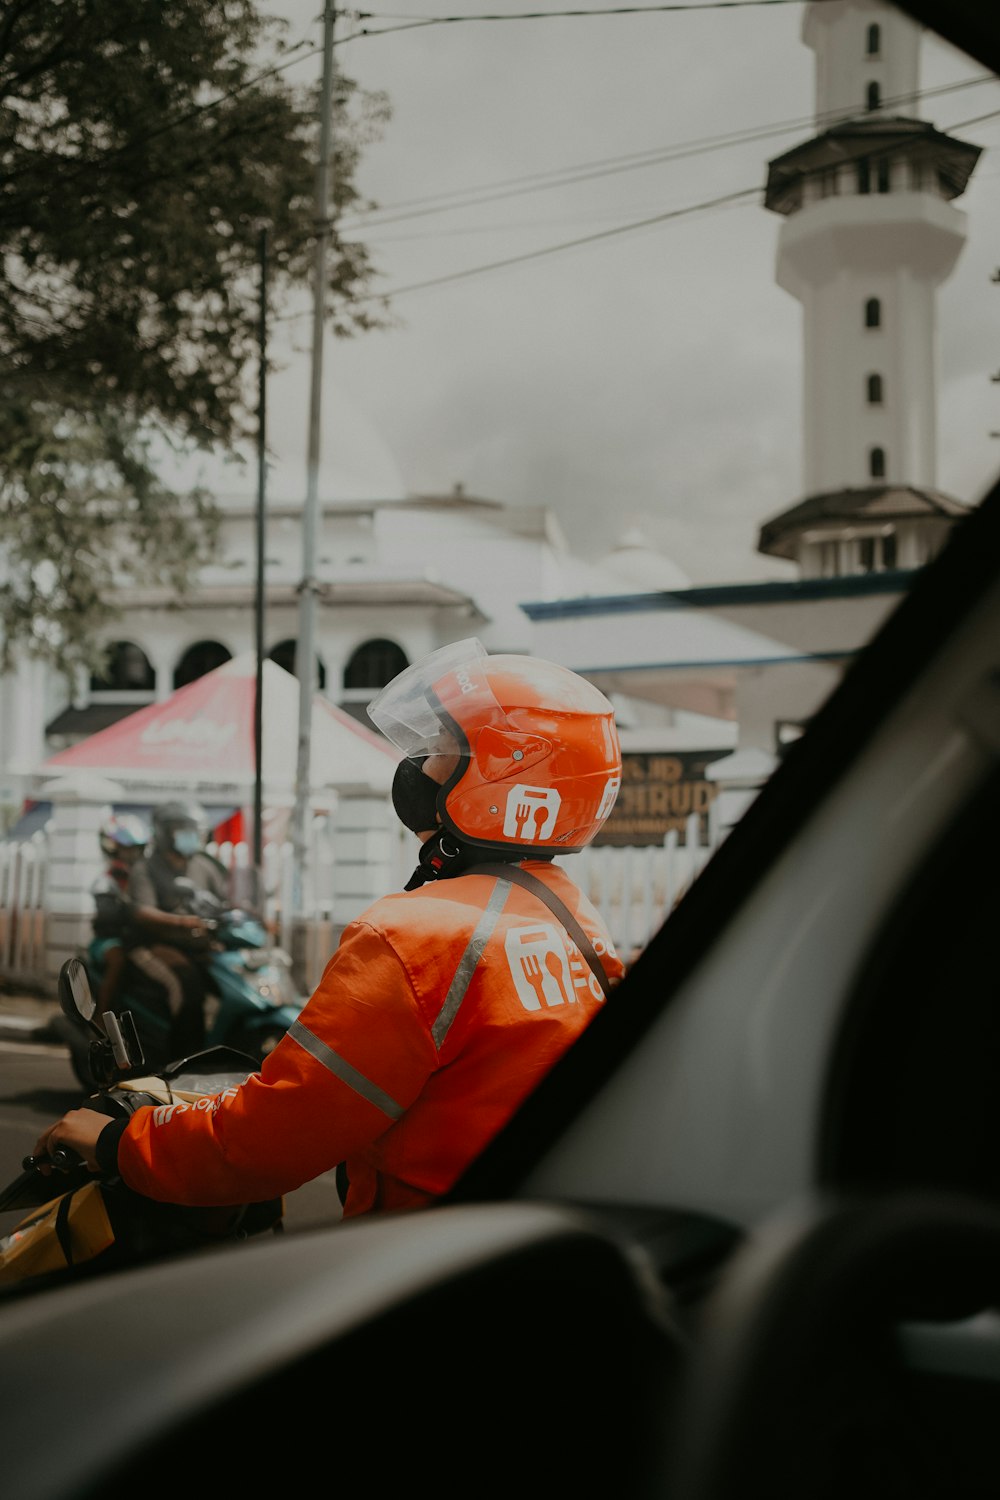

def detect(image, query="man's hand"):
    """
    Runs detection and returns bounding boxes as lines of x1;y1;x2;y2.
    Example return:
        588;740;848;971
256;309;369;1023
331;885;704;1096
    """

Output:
33;1109;111;1174
184;920;216;952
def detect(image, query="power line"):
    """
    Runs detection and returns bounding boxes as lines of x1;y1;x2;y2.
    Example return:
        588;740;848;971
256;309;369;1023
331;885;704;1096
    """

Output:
0;0;840;198
326;103;1000;304
9;3;998;323
270;182;756;317
350;0;839;43
16;87;999;331
340;73;996;233
4;3;989;231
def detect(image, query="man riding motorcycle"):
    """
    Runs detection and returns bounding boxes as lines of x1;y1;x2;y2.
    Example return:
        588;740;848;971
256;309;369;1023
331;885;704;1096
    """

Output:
91;813;151;1017
123;801;232;1057
37;640;626;1221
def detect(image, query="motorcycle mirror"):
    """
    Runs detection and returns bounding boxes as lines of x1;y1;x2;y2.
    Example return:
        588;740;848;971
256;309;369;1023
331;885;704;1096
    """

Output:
58;957;99;1029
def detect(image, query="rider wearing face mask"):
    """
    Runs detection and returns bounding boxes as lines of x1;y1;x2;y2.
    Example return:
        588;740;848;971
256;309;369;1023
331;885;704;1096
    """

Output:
129;802;229;915
124;801;231;1055
36;641;625;1219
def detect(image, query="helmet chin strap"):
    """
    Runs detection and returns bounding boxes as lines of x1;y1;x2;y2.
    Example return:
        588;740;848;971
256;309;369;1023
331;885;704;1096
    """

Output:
405;830;478;890
403;830;553;890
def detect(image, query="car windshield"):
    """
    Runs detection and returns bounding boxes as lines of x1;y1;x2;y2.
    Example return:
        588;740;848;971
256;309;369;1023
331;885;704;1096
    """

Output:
0;0;998;1285
7;15;1000;1500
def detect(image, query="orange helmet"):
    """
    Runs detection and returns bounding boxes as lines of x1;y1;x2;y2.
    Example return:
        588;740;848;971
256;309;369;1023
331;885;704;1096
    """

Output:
368;638;622;856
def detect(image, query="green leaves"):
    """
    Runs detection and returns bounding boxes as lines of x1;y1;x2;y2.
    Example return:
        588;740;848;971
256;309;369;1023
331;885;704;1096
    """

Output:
0;400;220;675
0;0;390;670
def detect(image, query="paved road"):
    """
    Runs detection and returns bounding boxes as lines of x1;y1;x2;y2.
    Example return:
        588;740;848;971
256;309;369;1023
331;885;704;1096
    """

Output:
0;989;59;1045
0;993;344;1236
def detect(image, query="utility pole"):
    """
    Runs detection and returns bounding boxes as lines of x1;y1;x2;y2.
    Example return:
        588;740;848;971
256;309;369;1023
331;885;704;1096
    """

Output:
290;0;337;919
253;224;268;913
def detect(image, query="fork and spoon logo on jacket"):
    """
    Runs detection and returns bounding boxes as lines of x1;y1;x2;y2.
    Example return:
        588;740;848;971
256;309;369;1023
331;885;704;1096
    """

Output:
505;921;607;1009
503;785;560;841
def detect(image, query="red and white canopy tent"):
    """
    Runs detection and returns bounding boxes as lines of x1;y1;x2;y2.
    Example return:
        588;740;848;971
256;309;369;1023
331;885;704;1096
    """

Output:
28;652;400;846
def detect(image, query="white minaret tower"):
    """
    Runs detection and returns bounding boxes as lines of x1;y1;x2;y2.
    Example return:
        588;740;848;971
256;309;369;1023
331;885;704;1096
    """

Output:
758;0;980;577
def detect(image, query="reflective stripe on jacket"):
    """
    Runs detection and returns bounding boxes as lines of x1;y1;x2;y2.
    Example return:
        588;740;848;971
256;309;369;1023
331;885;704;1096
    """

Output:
116;861;624;1217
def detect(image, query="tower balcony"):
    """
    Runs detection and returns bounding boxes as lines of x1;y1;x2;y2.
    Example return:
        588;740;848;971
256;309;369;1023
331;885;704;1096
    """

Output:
775;191;968;296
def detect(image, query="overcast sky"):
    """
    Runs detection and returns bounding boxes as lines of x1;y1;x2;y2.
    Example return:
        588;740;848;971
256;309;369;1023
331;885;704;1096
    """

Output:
248;0;1000;585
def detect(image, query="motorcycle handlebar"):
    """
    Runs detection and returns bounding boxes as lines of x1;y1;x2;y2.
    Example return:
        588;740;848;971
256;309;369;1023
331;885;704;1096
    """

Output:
22;1145;83;1173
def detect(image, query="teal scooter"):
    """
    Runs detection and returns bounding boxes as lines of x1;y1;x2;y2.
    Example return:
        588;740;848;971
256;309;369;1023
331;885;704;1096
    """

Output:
61;885;304;1091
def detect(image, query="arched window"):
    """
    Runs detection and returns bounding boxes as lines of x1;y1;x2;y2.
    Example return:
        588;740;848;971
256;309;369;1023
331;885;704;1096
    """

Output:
864;297;881;329
866;81;881;111
857;158;871;194
877;156;891;193
866;23;880;56
344;638;409;691
173;640;232;690
268;638;327;690
90;641;155;693
867;373;883;404
869;446;886;479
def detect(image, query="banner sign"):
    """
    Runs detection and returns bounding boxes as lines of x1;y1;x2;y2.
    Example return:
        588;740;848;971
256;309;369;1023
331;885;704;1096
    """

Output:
595;751;721;847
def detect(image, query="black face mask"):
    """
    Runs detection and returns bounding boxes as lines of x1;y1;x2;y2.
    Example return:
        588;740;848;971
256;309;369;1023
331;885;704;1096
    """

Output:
391;757;442;836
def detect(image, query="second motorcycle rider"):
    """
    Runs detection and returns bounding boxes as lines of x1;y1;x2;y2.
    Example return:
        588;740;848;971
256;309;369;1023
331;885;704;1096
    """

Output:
35;640;625;1220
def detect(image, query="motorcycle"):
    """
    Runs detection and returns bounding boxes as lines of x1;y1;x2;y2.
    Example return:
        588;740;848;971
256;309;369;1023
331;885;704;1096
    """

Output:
61;880;303;1091
0;958;284;1295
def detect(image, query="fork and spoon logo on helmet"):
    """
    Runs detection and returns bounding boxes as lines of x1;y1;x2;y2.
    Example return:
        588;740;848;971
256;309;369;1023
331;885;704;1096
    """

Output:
502;785;561;841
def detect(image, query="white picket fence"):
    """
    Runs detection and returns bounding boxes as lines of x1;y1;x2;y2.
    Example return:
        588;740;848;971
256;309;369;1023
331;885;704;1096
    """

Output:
0;813;717;990
562;812;716;961
0;831;49;986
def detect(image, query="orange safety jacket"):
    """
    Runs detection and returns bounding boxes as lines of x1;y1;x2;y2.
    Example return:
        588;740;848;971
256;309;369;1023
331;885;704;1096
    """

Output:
116;860;624;1218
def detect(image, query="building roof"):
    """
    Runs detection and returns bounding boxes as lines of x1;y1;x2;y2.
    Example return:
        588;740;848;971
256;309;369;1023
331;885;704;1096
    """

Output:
521;568;917;621
757;485;971;559
519;571;915;716
201;485;570;555
405;491;569;548
109;577;483;612
765;115;982;214
406;485;503;512
613;533;691;590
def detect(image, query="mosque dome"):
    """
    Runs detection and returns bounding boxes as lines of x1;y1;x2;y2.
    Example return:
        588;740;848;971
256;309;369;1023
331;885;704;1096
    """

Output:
155;334;406;507
604;527;691;591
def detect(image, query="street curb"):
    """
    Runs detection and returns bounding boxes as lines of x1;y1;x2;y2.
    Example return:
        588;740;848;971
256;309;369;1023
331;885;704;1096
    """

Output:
0;1019;59;1043
0;1000;61;1045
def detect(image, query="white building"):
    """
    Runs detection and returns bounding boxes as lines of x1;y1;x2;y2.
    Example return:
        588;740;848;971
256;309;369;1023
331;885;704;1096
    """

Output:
0;362;691;831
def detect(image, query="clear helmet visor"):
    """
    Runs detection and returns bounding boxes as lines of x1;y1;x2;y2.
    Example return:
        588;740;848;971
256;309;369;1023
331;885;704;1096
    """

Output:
367;637;501;758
